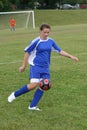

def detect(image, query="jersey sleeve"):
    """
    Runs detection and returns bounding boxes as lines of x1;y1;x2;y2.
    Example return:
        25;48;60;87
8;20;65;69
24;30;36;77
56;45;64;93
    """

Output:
24;37;40;53
51;39;61;53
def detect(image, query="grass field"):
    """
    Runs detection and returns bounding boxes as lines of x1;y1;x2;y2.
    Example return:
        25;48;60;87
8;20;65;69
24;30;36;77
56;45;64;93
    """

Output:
0;10;87;130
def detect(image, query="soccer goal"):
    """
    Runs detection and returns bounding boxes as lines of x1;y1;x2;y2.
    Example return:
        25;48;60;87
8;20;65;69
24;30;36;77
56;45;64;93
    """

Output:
0;10;35;30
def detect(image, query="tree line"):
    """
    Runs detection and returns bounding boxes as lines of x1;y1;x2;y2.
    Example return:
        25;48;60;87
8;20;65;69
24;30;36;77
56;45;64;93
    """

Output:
0;0;87;11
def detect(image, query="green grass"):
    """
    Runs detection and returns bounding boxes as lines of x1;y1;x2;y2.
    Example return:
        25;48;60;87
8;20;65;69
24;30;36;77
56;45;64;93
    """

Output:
0;10;87;130
35;10;87;26
0;10;87;29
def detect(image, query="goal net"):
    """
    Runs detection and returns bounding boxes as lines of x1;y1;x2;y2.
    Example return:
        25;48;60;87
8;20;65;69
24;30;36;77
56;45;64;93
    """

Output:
0;10;35;30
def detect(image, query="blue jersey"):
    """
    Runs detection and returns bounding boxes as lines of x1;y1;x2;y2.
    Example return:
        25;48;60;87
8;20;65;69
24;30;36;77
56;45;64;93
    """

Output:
24;37;61;67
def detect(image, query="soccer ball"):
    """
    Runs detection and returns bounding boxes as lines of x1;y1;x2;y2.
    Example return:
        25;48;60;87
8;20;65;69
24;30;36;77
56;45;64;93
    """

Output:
39;79;52;91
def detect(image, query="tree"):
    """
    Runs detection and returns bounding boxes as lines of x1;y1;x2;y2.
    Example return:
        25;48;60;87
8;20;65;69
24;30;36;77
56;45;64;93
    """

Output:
61;0;87;4
0;0;87;11
0;0;11;11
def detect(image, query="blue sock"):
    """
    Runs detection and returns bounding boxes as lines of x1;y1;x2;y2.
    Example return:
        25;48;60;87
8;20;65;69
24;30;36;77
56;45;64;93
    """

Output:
30;88;44;107
14;84;29;97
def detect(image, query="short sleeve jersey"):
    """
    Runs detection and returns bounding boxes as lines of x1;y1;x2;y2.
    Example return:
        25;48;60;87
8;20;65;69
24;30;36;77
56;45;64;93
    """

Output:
24;37;61;67
10;19;16;27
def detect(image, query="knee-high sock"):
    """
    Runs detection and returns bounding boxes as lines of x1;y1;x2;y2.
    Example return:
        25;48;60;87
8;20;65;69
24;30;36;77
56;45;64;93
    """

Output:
14;84;29;97
30;88;44;107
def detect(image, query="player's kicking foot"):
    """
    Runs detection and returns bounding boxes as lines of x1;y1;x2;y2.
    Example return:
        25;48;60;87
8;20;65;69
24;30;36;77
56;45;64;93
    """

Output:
8;92;16;103
28;106;41;111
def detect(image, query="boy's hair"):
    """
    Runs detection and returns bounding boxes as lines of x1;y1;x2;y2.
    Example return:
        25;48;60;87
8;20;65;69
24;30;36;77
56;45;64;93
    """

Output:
40;23;51;31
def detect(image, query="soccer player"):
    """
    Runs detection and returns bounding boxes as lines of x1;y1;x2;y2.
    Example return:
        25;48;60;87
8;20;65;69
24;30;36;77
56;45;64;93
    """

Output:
8;23;79;111
9;18;16;31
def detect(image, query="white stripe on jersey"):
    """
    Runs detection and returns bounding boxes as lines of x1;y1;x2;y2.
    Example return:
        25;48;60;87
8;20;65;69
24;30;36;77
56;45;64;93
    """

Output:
28;38;44;65
24;37;40;51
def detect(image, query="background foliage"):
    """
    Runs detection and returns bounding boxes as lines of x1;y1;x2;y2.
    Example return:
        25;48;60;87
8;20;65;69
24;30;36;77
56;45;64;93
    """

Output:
0;0;87;11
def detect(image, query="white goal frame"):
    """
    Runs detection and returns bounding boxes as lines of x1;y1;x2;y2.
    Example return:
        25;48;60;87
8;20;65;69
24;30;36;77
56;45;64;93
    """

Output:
0;10;35;29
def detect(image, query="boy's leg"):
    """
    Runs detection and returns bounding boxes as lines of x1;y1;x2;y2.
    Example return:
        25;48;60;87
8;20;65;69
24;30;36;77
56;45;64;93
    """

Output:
29;88;44;110
28;66;50;110
14;84;29;97
8;83;37;103
13;27;15;31
8;84;29;103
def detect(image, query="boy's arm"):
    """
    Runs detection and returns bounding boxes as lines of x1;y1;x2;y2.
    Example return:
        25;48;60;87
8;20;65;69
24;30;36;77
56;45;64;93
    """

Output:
19;52;29;72
59;50;79;62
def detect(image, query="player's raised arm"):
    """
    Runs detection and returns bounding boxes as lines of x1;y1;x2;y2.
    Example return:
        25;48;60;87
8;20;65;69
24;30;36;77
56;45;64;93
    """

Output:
19;52;29;72
59;50;79;62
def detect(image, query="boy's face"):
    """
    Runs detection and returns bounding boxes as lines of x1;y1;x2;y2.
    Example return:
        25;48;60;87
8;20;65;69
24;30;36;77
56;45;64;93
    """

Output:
40;28;50;40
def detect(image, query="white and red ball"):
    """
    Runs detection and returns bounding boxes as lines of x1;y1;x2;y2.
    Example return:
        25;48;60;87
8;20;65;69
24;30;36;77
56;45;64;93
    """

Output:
39;79;52;91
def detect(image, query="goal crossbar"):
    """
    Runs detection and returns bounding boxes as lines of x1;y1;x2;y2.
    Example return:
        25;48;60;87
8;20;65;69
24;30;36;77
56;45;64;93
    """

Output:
0;11;35;29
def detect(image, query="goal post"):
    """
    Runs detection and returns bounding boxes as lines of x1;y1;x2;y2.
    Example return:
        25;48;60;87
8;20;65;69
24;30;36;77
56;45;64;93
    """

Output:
0;10;35;29
25;11;35;29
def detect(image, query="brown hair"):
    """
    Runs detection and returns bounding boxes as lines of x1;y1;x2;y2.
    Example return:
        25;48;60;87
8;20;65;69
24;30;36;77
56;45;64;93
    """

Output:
40;23;51;31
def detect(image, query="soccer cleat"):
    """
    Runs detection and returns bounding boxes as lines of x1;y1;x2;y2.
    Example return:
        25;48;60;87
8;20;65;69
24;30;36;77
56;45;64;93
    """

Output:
28;106;41;111
8;92;16;103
